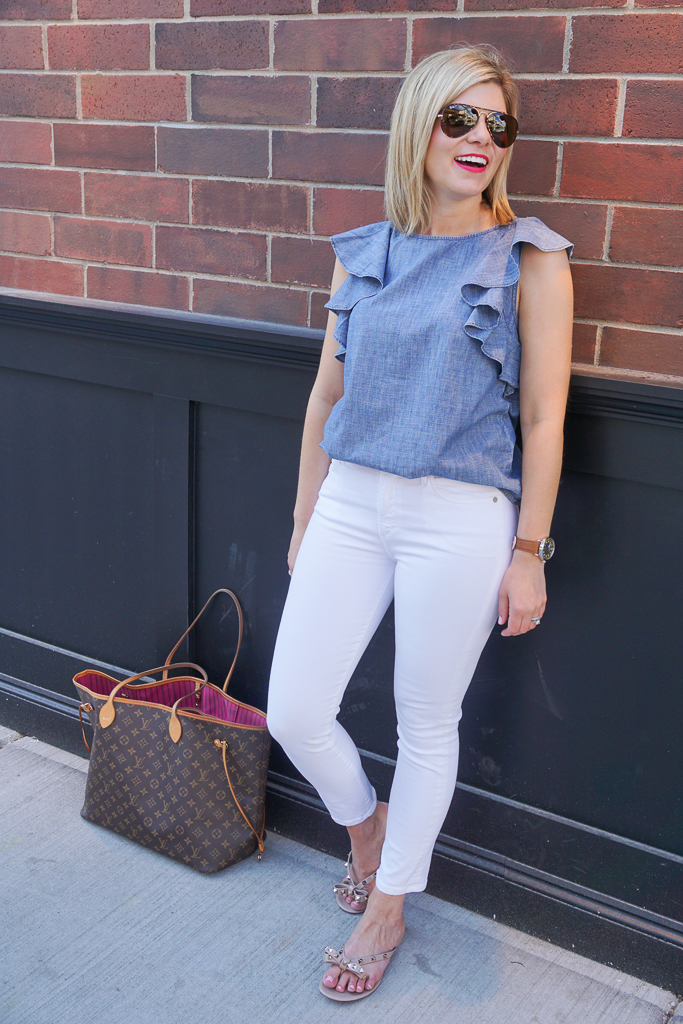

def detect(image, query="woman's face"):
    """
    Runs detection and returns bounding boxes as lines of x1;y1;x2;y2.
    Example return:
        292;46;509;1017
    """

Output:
424;81;509;208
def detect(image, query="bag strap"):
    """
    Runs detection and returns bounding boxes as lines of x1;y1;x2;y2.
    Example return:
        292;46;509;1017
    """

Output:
98;663;208;731
214;738;266;860
164;589;244;694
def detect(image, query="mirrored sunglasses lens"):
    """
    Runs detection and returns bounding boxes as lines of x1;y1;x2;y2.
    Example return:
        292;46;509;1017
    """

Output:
441;105;475;138
487;113;518;149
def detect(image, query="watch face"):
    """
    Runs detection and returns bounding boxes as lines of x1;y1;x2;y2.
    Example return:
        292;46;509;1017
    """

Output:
540;537;555;562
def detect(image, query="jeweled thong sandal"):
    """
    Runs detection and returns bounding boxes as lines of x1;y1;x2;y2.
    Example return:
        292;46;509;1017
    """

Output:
333;851;378;914
319;943;397;1002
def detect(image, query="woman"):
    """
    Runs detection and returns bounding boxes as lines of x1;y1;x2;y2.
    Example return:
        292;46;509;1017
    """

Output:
267;46;573;1001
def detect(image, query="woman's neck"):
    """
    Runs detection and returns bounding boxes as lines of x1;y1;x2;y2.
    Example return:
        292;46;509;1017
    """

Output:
426;197;495;238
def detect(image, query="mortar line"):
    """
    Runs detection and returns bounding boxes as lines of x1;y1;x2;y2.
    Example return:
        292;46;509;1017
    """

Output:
593;324;603;365
150;19;156;72
562;15;573;74
614;77;627;138
602;204;614;261
311;74;317;127
41;23;49;70
553;142;564;197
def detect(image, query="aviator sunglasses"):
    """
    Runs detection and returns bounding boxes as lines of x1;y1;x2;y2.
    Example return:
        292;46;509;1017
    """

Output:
437;104;519;149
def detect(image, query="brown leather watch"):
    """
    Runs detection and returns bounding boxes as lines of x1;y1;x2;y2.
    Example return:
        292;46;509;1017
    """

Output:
512;536;555;563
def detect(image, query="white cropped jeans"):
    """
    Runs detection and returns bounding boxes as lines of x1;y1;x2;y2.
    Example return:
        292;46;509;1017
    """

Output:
267;460;518;895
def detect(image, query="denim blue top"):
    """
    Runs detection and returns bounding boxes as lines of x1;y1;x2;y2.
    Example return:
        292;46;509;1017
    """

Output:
321;217;573;503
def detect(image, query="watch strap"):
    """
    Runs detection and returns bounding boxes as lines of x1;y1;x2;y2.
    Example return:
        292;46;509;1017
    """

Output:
512;536;542;556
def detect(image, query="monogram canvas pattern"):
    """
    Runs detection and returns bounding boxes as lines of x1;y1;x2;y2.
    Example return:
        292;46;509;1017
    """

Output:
74;685;270;874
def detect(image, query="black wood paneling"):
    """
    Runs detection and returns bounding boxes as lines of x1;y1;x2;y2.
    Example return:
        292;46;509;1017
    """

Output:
0;287;681;988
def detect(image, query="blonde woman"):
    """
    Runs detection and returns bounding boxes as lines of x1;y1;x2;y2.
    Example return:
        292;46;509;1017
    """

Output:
267;46;574;1002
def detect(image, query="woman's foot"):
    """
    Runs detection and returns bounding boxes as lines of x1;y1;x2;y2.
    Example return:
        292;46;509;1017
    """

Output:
322;887;405;995
341;801;388;910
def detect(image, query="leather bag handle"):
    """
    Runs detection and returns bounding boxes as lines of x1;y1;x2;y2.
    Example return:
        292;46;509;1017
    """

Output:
164;589;244;694
98;663;208;736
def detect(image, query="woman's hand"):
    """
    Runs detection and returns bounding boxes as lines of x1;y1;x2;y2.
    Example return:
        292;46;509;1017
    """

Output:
287;519;309;575
497;552;547;636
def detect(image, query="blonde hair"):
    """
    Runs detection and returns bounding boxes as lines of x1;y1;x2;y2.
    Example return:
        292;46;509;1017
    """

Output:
384;47;519;235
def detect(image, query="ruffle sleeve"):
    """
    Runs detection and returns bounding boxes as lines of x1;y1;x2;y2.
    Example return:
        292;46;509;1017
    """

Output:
324;221;392;362
461;217;573;400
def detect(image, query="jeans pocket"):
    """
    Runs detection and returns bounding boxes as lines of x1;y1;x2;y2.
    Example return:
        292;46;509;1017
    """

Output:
429;476;501;504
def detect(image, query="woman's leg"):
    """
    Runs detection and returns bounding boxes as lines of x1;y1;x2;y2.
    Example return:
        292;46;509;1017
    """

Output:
324;477;517;994
378;477;518;895
267;460;395;839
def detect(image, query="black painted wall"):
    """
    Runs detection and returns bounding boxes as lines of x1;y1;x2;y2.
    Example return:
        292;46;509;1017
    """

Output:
0;288;681;989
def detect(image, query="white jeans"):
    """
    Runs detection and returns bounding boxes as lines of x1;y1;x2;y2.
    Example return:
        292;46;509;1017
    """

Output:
267;460;518;895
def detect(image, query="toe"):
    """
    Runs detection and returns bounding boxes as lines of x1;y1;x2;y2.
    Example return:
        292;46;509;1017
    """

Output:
323;968;340;989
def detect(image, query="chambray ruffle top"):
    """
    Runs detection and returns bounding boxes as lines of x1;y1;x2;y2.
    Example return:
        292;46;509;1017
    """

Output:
321;217;573;503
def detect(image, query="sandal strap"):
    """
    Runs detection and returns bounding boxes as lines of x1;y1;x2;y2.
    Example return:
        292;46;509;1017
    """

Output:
333;851;378;903
323;944;396;979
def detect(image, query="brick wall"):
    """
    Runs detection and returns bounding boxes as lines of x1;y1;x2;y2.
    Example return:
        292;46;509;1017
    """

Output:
0;2;681;382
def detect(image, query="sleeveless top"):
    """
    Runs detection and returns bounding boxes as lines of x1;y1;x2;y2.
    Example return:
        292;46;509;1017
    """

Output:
321;217;573;504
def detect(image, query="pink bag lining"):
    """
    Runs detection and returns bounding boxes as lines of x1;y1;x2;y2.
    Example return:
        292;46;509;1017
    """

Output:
77;671;266;728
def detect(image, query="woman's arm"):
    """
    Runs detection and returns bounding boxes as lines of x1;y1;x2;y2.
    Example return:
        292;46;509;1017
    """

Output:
287;256;349;572
498;242;573;636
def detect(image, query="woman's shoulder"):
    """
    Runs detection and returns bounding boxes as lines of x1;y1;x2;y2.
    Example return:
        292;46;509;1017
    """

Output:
511;216;573;258
329;220;393;283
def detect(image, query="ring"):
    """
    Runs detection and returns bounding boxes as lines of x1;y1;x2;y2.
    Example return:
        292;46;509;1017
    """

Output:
288;569;292;577
531;616;541;625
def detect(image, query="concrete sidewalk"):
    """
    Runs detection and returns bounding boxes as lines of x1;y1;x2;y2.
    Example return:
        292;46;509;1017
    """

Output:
1;727;681;1024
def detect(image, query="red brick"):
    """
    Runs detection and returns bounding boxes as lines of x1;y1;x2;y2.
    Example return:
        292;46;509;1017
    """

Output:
0;74;76;119
0;27;43;70
79;0;183;15
312;188;385;235
510;200;607;260
412;17;566;73
571;322;597;364
517;79;618;137
156;226;267;278
191;0;308;12
0;0;71;17
271;236;334;288
0;255;83;297
310;290;329;329
622;81;683;140
192;75;310;126
156;22;268;71
609;207;683;268
193;180;308;233
317;77;402;131
599;327;683;375
81;75;186;122
85;173;189;224
635;0;683;6
54;124;155;172
274;19;406;72
157;127;268;177
0;121;52;164
320;0;455;9
569;15;683;74
0;167;80;214
55;217;153;267
507;140;558;196
572;263;682;328
193;279;308;326
561;143;683;204
87;266;189;310
465;0;622;9
48;25;150;71
273;131;387;186
0;211;51;257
